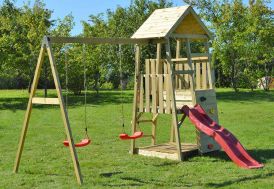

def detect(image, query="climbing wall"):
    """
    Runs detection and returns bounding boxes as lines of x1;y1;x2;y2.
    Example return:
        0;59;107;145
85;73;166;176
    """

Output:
195;89;220;153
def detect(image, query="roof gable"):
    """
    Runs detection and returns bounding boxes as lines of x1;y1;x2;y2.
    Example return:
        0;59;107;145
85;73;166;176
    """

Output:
131;6;211;39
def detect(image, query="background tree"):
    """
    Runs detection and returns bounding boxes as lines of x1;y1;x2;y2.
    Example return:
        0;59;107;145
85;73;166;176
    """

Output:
184;0;273;91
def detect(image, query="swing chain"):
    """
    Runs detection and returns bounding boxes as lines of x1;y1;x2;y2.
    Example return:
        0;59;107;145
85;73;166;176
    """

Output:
119;44;126;133
83;44;89;139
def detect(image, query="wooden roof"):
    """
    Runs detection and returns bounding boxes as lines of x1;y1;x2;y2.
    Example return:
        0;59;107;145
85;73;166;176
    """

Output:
131;6;211;39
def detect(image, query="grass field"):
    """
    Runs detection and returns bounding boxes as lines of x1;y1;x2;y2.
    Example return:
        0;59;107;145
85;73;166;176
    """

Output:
0;88;273;188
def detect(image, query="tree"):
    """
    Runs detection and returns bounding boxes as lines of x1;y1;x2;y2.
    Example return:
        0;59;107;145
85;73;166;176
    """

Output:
80;0;173;92
184;0;273;91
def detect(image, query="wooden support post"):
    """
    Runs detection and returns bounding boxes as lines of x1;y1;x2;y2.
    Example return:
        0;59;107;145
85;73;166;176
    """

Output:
170;39;181;143
165;38;182;161
151;113;157;145
157;43;163;114
185;39;196;105
13;40;83;185
46;42;83;185
14;45;46;173
131;44;141;154
205;40;213;89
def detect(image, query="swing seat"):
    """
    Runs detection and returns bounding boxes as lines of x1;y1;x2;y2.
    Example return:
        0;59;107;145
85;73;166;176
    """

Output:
63;138;91;147
119;131;143;140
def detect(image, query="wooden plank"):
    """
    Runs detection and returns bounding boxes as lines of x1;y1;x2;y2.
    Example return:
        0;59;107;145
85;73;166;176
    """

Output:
138;143;198;160
205;41;213;89
14;45;46;174
196;62;201;89
202;62;207;89
165;65;171;114
178;63;184;89
46;42;83;185
172;57;208;62
32;97;60;105
171;33;208;39
47;36;164;45
157;44;164;114
139;75;144;112
184;63;189;88
145;59;151;113
165;39;182;161
151;59;157;113
186;39;196;105
131;45;141;154
176;40;181;90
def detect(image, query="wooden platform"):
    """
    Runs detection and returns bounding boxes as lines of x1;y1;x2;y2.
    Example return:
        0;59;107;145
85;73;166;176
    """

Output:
137;143;198;160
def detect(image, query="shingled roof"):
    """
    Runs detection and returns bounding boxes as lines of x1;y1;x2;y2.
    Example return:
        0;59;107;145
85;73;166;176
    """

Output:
131;6;211;39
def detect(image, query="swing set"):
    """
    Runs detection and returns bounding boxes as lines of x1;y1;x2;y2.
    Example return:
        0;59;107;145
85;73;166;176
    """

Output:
14;6;221;185
62;45;91;147
13;35;161;185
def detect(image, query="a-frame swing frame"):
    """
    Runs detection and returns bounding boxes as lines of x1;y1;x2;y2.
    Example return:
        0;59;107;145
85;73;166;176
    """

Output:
13;37;83;184
13;36;162;185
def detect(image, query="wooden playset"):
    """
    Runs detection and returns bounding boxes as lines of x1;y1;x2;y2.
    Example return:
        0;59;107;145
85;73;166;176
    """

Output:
14;6;263;185
129;6;220;161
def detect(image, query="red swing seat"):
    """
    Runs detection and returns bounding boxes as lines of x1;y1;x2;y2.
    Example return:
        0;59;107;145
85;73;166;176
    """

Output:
63;138;91;147
119;131;143;140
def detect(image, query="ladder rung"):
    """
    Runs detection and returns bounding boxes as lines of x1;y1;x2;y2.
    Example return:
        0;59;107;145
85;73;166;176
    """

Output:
174;70;194;75
171;57;208;62
32;97;60;105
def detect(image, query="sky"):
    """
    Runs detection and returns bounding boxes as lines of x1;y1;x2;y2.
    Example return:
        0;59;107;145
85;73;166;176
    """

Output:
1;0;273;35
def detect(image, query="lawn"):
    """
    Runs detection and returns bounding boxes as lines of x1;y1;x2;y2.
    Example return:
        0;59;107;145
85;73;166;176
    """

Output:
0;88;273;188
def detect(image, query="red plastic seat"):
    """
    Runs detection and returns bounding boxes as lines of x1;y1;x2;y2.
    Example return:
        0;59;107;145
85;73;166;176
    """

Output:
119;131;143;140
63;138;91;147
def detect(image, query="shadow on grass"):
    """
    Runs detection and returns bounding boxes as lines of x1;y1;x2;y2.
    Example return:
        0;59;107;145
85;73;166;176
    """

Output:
216;90;274;102
102;176;183;188
100;171;123;178
0;91;133;111
206;172;274;188
152;161;180;167
202;148;274;163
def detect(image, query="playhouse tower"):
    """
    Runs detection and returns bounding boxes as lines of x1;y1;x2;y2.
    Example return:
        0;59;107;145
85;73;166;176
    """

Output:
130;6;220;160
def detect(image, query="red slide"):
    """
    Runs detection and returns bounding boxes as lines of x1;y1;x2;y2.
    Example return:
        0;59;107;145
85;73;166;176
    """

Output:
181;104;264;169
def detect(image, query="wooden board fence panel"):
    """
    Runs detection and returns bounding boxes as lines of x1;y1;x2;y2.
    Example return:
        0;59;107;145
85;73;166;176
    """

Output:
202;61;207;89
139;75;144;112
145;59;151;113
196;62;201;89
151;59;157;113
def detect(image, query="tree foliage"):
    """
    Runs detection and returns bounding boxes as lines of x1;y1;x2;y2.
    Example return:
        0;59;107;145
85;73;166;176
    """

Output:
0;0;273;93
184;0;273;91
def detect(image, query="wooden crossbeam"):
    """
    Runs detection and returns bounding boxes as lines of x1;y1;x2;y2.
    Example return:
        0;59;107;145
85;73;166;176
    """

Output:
170;34;208;39
32;97;59;105
46;36;165;45
172;57;208;62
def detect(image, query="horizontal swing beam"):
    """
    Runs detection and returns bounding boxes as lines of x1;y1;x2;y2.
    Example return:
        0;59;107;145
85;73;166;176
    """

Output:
45;36;165;45
32;97;60;105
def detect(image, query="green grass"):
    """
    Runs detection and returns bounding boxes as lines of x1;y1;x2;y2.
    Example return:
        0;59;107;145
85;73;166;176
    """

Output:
0;88;273;188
